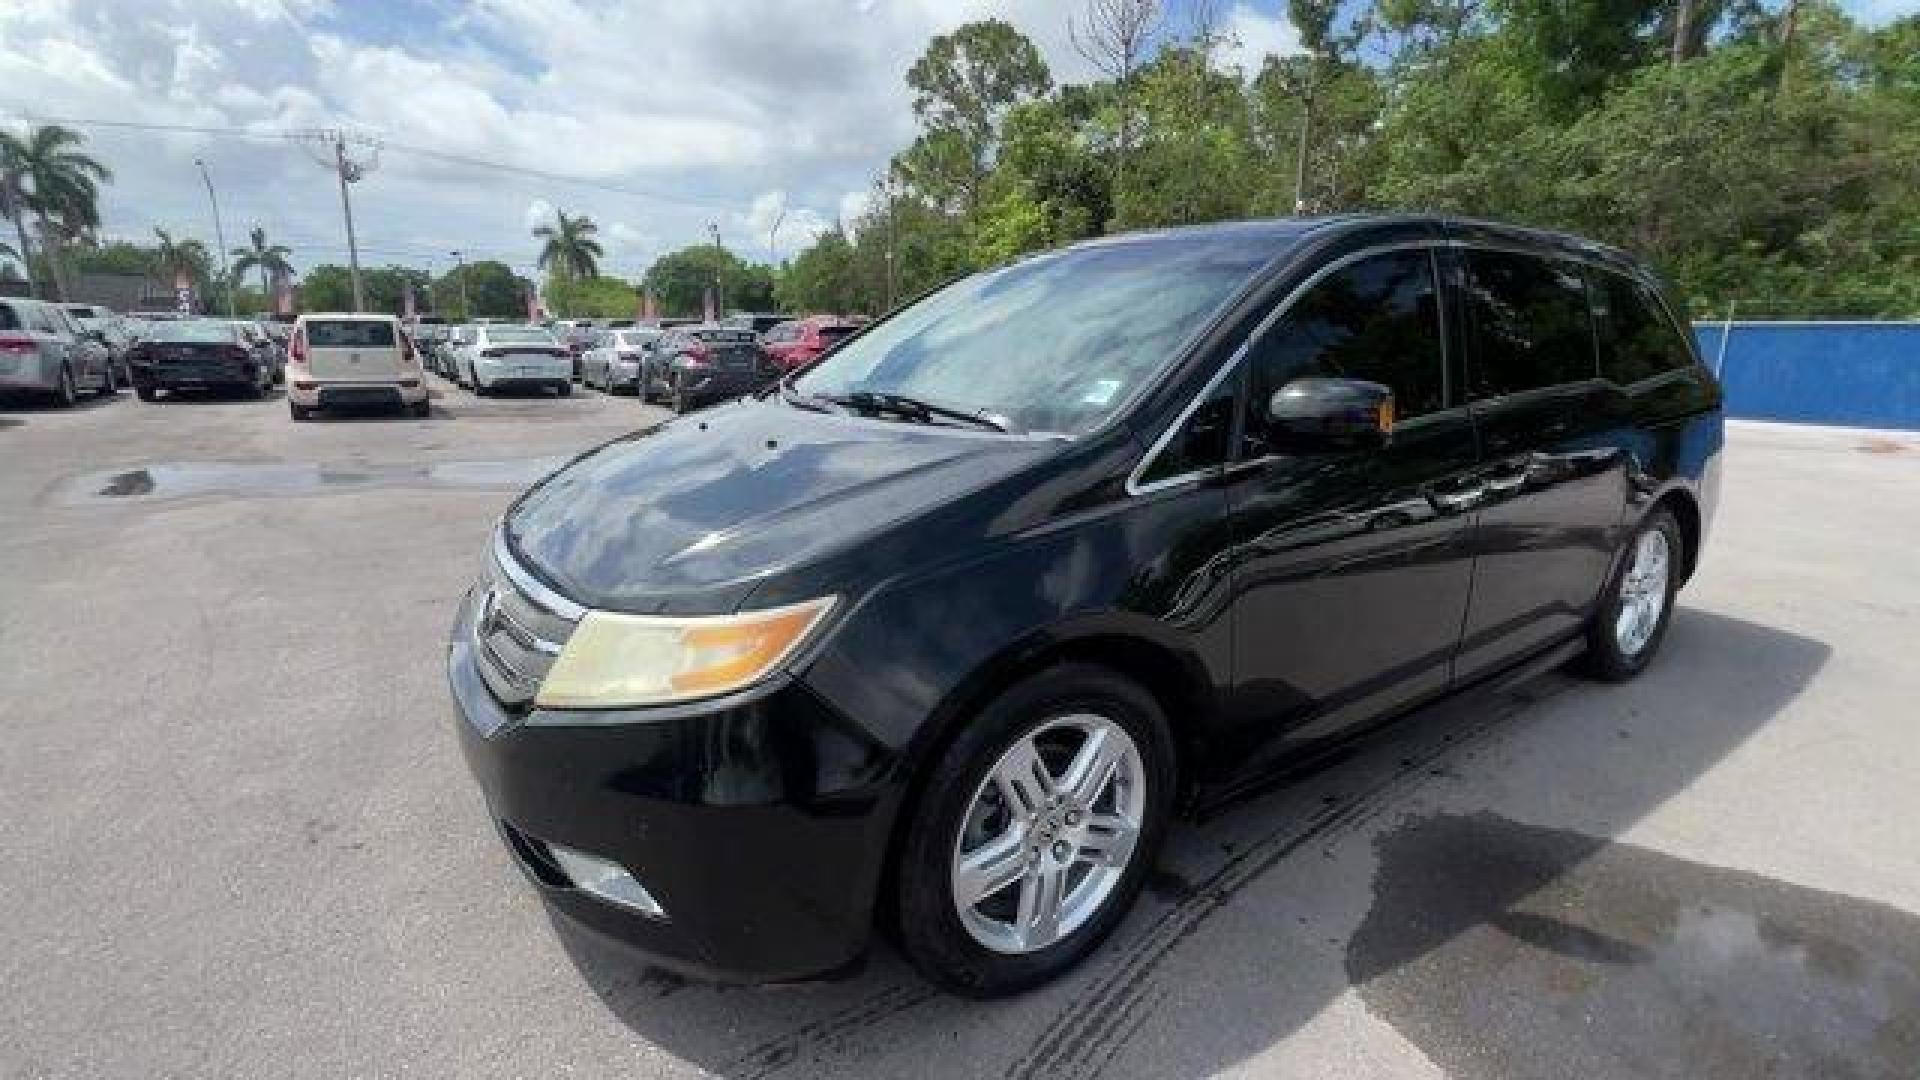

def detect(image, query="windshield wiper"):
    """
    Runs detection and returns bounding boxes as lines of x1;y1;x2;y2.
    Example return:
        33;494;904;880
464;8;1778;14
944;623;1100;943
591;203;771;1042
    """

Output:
824;390;1013;433
778;379;847;415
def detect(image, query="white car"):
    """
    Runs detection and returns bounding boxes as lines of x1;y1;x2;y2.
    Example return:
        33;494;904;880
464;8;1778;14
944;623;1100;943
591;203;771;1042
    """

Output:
285;312;430;421
579;327;659;394
457;324;572;397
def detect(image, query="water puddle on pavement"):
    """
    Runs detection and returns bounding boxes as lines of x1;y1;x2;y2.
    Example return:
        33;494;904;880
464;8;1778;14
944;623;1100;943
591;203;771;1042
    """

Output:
53;456;570;505
1349;812;1920;1080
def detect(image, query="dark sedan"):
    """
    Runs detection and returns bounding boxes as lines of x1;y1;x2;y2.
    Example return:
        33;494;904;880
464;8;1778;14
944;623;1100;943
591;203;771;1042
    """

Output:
129;319;275;400
646;323;771;412
448;215;1723;996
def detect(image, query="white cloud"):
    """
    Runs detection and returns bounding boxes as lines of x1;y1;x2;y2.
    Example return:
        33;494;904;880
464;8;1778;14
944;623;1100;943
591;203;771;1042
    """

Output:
0;0;1109;281
523;198;556;232
1218;3;1304;80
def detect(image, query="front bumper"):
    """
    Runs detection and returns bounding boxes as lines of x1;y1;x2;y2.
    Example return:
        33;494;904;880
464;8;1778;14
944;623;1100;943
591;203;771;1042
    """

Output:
446;592;897;983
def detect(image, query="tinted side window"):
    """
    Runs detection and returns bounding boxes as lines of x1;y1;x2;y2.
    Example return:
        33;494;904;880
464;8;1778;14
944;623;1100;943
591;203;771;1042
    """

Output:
1597;272;1693;384
1464;250;1595;398
1243;248;1446;448
0;303;18;331
1140;371;1238;487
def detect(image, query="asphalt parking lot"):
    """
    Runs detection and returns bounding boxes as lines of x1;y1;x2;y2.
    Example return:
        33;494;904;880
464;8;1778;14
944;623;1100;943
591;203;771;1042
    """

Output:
2;388;1916;1079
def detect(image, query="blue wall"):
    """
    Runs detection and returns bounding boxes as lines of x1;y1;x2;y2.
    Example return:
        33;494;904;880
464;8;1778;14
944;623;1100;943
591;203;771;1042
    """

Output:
1692;322;1920;431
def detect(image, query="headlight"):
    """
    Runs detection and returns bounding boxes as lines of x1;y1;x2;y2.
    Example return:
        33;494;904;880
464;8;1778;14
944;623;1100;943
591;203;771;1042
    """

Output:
533;597;835;710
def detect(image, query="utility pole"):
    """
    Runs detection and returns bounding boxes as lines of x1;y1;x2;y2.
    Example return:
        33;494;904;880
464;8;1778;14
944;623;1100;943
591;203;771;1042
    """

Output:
767;206;786;264
194;158;236;318
449;249;472;318
707;220;724;315
296;129;380;312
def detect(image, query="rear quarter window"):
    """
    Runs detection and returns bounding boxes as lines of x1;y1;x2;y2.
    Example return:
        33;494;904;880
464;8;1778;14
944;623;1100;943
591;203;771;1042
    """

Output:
1597;272;1695;384
306;320;397;348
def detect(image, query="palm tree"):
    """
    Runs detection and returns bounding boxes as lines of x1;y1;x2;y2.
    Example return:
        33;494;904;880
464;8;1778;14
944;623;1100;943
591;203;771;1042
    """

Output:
533;210;604;280
0;125;111;301
153;227;210;309
231;225;294;308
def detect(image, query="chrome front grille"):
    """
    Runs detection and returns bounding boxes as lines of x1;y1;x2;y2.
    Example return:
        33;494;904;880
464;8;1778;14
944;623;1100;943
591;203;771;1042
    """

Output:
473;533;580;707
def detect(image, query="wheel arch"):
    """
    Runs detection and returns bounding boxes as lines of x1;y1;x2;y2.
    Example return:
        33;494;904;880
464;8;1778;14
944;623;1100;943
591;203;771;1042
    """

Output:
871;620;1217;932
1647;485;1702;587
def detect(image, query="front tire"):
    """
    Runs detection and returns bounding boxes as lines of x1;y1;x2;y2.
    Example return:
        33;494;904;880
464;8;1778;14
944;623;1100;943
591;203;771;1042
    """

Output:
136;385;158;402
289;400;311;422
893;664;1175;997
1577;506;1683;682
556;380;571;397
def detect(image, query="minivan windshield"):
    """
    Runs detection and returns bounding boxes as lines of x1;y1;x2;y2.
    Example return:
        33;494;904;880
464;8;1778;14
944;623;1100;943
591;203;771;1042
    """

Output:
793;238;1273;435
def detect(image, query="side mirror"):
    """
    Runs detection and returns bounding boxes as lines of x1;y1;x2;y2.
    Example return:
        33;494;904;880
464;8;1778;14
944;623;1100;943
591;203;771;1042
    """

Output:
1266;377;1395;451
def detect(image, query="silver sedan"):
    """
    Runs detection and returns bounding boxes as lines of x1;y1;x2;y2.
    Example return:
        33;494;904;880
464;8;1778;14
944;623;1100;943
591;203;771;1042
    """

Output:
580;328;659;395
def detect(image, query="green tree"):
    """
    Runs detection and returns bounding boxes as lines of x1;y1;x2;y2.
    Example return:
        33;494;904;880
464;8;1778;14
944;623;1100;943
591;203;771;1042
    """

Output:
151;228;213;310
230;226;294;304
641;244;776;317
429;259;528;319
298;264;356;312
775;229;861;314
533;210;604;280
545;274;638;318
900;19;1053;210
0;124;112;300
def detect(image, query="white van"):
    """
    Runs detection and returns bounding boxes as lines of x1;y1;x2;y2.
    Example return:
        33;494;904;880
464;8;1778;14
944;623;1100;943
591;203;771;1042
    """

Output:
286;312;429;421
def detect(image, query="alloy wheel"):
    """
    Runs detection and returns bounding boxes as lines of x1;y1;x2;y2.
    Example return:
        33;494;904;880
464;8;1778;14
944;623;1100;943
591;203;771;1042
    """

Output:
950;714;1146;954
1614;528;1670;657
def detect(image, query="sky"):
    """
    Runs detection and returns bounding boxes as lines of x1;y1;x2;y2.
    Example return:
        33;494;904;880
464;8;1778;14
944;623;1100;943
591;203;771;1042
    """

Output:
0;0;1909;286
0;0;1305;285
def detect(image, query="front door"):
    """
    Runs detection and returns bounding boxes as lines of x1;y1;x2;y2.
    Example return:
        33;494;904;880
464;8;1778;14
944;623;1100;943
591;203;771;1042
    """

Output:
1220;244;1484;769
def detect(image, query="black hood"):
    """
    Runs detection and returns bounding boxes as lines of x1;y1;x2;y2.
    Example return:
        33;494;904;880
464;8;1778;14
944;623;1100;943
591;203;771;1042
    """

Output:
504;399;1056;614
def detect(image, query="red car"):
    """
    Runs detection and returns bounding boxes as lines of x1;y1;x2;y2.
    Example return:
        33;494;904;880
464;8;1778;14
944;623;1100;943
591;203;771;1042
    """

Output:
759;316;862;372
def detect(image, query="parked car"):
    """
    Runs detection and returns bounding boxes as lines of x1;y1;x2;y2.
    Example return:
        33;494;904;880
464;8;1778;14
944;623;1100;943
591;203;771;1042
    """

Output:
285;312;429;420
128;318;274;401
645;323;770;411
579;327;659;394
456;324;572;397
63;303;135;383
234;321;285;386
759;316;862;373
0;298;116;405
447;216;1724;995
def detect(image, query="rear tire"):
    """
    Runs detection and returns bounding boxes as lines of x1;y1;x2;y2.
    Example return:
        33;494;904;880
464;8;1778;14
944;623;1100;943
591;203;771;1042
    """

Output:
54;365;77;408
556;380;571;397
136;385;157;402
893;664;1175;997
289;400;311;422
409;399;430;418
1576;506;1683;682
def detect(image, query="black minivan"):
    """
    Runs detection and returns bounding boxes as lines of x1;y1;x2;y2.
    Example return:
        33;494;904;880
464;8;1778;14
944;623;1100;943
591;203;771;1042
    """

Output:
448;215;1722;996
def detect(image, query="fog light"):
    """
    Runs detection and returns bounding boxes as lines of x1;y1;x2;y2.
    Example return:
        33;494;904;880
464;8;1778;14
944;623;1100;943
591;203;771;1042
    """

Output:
546;842;666;918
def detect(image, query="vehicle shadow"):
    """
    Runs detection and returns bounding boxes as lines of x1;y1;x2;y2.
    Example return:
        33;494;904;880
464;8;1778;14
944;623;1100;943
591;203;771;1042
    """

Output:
550;608;1843;1079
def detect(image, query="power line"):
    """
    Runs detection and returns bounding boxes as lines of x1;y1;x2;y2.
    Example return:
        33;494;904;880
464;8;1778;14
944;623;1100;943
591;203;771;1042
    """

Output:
1;109;747;213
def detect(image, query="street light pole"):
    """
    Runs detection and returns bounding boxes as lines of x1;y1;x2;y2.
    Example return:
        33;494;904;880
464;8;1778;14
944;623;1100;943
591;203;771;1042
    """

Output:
450;249;471;318
707;220;724;316
194;158;236;318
